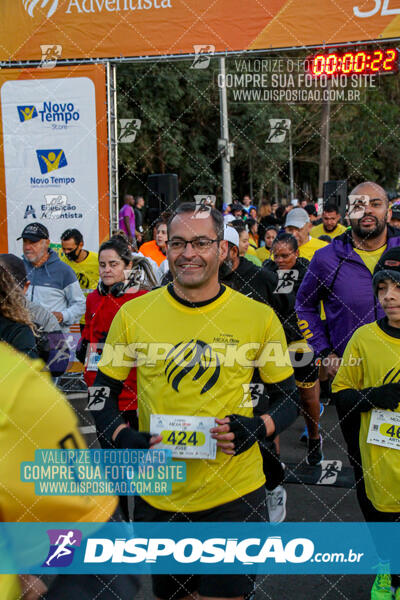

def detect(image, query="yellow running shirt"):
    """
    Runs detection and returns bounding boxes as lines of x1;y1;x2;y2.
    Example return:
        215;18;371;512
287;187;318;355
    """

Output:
332;321;400;512
310;223;347;239
256;247;270;263
61;250;99;292
99;285;293;512
0;343;117;599
353;245;387;274
298;237;328;262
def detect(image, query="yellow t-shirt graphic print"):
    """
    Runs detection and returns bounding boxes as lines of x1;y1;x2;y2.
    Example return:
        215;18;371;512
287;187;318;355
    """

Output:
99;285;293;513
332;321;400;512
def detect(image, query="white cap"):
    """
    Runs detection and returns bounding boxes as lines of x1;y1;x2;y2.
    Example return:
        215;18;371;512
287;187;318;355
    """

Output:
224;225;239;247
284;207;310;229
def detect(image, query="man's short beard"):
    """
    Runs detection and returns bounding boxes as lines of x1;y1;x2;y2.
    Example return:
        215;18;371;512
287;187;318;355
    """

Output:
25;247;47;265
219;258;234;279
352;216;387;239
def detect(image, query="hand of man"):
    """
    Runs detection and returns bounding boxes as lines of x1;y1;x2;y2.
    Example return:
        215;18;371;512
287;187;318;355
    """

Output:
324;352;341;379
18;575;47;600
52;311;64;324
367;383;400;411
211;414;274;456
113;425;162;449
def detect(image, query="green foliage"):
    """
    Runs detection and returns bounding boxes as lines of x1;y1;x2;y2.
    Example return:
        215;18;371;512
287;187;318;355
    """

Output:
117;57;400;203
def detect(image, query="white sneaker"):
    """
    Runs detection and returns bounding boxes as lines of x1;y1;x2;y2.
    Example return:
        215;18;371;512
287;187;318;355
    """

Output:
266;485;287;523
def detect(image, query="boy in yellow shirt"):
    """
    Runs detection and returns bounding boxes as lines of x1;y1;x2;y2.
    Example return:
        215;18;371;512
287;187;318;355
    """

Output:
332;247;400;600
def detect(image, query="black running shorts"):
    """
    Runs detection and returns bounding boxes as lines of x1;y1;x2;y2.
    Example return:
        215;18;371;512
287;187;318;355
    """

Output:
133;486;266;599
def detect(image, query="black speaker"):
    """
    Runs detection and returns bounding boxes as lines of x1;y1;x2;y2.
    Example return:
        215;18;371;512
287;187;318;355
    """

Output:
323;180;347;217
146;174;179;226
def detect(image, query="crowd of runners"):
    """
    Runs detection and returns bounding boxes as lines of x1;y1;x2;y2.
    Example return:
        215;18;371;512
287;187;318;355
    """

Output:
1;183;400;599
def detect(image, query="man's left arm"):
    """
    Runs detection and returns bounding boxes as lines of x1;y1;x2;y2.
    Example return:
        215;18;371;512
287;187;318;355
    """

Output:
61;280;86;325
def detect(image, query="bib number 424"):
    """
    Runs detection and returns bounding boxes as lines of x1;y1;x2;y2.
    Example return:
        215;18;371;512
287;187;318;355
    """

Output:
162;430;205;447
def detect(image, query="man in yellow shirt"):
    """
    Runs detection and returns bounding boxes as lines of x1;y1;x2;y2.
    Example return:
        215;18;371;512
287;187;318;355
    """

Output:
0;343;138;600
60;229;99;292
91;203;298;600
311;203;347;240
284;207;328;261
61;228;99;329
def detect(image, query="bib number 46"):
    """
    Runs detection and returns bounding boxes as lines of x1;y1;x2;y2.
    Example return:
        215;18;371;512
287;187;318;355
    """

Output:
381;423;400;439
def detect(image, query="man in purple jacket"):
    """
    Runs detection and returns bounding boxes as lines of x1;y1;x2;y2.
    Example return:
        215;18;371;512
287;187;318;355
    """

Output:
296;181;400;381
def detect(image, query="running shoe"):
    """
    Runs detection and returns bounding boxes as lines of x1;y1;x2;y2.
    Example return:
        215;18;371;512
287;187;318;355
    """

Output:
266;485;287;523
306;435;324;466
370;574;392;599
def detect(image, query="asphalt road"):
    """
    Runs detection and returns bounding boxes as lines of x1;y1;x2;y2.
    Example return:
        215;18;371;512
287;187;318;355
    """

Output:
65;385;373;600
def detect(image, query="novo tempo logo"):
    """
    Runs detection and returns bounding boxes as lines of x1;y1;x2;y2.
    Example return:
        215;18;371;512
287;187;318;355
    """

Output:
36;149;68;174
17;105;38;122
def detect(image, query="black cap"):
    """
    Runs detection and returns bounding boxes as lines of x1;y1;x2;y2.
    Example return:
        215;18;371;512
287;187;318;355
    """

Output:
17;222;49;242
392;203;400;220
0;254;27;288
372;247;400;295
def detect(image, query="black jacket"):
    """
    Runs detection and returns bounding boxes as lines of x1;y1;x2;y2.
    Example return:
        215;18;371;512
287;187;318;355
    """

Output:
0;315;37;359
221;256;284;315
262;256;309;344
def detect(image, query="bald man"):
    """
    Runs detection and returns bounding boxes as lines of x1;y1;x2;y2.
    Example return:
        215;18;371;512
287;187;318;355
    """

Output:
296;181;400;379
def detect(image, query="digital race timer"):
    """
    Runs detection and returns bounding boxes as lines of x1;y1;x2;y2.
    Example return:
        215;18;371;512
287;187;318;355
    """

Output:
307;48;399;77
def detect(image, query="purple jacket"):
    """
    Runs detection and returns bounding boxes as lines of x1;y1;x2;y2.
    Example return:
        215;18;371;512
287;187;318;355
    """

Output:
295;226;400;357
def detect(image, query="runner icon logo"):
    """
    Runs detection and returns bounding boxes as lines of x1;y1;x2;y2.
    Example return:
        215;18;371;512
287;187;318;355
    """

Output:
87;386;109;411
42;529;82;567
240;383;264;408
190;45;215;69
119;119;141;143
275;269;299;294
267;119;291;143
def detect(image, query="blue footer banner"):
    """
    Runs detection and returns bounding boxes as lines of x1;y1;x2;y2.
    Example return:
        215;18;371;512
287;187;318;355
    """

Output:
0;522;397;574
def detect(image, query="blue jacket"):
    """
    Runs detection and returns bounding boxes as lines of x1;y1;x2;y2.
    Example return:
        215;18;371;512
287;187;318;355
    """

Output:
23;249;85;331
295;226;400;357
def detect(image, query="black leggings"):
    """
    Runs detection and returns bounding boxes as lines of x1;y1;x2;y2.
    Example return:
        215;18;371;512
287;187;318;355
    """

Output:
259;439;285;491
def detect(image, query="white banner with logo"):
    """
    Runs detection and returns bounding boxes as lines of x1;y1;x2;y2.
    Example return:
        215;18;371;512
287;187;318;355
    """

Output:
1;76;99;254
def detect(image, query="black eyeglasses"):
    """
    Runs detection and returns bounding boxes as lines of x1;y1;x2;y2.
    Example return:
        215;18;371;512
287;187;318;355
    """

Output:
167;238;220;252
